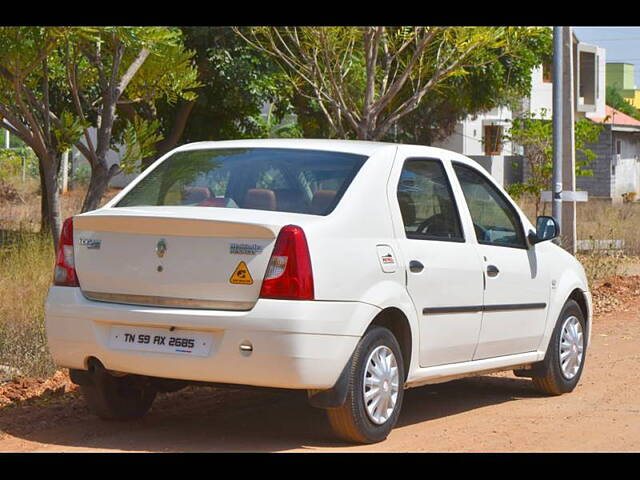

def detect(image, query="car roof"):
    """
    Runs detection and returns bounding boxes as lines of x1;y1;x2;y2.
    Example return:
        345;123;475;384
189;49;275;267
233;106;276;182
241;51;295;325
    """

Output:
173;138;480;168
175;138;396;156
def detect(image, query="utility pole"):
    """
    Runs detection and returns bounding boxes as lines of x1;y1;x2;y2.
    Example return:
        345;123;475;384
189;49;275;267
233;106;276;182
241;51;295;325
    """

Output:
4;128;9;149
561;27;577;254
552;27;563;239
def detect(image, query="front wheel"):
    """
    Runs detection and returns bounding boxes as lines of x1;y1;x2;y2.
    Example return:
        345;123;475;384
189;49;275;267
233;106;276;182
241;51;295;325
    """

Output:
326;326;405;444
532;299;587;395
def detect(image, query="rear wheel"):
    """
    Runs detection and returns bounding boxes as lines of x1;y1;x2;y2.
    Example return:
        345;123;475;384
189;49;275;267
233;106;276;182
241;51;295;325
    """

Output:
532;299;587;395
326;326;405;444
81;368;157;420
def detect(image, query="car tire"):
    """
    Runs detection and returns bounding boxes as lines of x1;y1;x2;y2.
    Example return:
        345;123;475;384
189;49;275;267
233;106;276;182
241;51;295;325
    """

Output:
532;299;587;396
81;368;157;421
326;325;405;444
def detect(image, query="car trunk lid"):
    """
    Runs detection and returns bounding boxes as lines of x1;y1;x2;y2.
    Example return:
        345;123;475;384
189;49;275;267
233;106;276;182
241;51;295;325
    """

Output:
73;208;281;310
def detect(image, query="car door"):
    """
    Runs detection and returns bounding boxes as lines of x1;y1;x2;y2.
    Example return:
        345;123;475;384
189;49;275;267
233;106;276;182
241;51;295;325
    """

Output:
451;162;550;360
391;155;485;368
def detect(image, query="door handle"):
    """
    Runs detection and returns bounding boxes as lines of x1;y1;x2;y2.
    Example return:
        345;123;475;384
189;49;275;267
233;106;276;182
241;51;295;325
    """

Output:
486;265;500;277
409;260;424;273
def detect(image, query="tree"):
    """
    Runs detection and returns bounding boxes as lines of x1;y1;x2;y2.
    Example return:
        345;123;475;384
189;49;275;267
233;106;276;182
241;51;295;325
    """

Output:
136;27;296;169
606;85;640;121
393;33;551;144
236;26;551;140
292;30;552;144
0;27;201;246
58;27;200;212
0;27;74;247
505;109;604;216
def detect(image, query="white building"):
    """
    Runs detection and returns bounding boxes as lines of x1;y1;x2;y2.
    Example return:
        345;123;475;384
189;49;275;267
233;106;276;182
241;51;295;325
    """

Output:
432;33;606;187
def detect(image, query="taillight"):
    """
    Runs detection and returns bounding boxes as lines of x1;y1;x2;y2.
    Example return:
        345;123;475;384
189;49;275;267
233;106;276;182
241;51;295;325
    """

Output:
260;225;314;300
53;217;79;287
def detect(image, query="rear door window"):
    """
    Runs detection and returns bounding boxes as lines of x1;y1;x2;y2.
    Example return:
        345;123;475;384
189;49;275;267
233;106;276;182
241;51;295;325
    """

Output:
397;158;464;242
116;148;368;216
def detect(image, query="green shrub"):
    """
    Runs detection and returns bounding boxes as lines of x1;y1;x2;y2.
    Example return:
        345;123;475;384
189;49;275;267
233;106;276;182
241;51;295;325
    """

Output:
73;163;91;186
0;148;38;182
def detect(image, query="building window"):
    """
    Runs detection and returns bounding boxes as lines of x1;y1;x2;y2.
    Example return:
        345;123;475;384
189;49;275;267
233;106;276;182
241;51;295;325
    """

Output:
596;55;600;99
483;125;503;156
542;60;552;83
616;140;622;155
579;50;596;106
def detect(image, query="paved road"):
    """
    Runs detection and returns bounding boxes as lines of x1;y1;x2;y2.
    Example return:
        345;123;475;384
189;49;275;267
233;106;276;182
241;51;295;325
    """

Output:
1;299;639;452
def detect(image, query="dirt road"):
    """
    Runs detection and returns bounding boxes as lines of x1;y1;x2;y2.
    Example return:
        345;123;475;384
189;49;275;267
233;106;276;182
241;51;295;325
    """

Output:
1;296;639;452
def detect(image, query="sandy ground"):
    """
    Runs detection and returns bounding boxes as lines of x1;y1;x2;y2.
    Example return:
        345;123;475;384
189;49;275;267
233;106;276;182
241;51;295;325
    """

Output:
0;290;639;452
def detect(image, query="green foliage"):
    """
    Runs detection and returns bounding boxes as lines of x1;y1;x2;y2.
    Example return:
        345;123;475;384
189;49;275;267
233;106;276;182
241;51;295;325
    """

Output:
504;109;604;215
253;104;302;139
0;26;201;183
0;149;25;181
241;26;552;140
73;163;91;186
8;134;25;149
58;27;200;164
506;181;539;199
606;85;640;120
394;29;552;144
0;147;38;181
118;117;163;173
52;111;87;153
0;28;85;158
152;27;296;145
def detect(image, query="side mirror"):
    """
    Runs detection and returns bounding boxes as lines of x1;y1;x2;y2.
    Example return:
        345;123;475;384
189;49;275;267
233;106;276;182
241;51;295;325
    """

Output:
528;216;559;245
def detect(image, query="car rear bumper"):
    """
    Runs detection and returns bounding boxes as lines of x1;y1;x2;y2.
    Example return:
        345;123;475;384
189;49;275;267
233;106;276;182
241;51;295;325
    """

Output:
45;287;379;390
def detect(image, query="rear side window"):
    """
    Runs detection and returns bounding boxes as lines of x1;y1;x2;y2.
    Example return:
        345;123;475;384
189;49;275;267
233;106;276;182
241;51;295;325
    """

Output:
397;158;464;242
116;148;367;216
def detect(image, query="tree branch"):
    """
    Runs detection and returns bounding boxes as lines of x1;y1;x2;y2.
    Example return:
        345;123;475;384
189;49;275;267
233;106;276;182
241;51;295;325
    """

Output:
116;47;151;100
0;107;36;151
62;40;99;166
371;27;440;119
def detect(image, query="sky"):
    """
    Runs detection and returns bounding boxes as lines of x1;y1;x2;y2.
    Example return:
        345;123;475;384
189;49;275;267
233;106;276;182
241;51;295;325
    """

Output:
573;27;640;88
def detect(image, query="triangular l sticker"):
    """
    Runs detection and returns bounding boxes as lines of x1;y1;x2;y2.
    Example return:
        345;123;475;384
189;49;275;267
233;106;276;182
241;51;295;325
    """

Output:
230;261;254;285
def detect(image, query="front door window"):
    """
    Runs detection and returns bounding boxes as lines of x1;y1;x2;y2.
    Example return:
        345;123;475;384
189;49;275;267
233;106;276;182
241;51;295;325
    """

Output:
452;163;526;248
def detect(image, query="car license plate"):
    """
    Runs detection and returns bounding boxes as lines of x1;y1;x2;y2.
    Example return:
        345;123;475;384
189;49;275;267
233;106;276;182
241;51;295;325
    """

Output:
109;325;213;357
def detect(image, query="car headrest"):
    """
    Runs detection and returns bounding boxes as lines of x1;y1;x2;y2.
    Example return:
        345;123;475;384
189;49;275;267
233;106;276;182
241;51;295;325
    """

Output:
183;186;211;204
275;189;307;213
397;192;416;226
244;188;277;211
311;190;337;214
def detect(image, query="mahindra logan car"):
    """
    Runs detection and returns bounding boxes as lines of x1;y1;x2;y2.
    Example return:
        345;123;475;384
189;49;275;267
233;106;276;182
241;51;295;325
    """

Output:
46;139;591;443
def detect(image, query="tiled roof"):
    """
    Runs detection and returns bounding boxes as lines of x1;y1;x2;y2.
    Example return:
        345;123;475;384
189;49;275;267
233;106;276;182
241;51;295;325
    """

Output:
590;105;640;127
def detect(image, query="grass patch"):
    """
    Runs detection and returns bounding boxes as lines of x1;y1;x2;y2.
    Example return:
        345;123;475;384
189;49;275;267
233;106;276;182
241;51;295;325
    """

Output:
577;252;633;285
0;232;57;377
516;196;640;286
0;181;119;379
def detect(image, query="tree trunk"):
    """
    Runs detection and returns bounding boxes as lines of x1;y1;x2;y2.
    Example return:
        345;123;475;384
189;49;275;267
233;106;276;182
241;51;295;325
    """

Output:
41;156;62;251
356;120;374;141
81;162;112;213
38;161;50;235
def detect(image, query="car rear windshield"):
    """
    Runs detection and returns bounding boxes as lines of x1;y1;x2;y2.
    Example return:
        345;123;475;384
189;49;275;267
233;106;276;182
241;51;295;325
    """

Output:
115;148;368;215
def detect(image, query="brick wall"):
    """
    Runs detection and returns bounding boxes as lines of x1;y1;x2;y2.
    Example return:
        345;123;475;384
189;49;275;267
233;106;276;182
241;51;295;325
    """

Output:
576;127;613;198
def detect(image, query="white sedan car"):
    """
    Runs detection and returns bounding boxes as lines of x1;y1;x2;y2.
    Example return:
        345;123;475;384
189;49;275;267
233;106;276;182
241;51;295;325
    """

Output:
46;139;590;443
